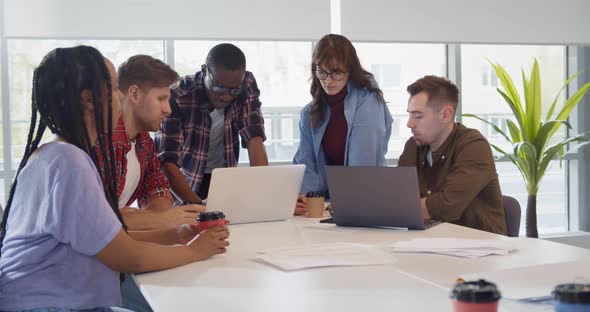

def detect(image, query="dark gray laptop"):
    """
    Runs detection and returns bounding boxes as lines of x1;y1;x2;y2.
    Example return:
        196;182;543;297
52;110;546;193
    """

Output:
325;166;437;230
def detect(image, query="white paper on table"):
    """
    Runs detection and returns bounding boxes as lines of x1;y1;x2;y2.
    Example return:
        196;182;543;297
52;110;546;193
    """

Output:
393;249;511;259
255;242;397;271
391;238;517;259
460;260;590;300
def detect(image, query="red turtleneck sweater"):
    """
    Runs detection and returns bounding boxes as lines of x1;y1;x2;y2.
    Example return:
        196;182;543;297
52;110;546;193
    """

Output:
322;87;348;166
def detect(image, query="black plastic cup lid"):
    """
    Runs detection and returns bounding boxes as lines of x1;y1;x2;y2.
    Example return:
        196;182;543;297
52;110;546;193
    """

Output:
553;283;590;304
450;279;501;303
197;211;225;222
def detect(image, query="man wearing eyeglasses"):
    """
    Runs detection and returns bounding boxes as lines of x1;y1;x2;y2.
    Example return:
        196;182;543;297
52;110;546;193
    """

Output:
155;43;268;204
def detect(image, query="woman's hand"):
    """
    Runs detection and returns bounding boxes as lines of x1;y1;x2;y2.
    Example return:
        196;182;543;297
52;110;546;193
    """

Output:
294;194;308;215
177;223;201;245
176;220;230;245
187;225;230;260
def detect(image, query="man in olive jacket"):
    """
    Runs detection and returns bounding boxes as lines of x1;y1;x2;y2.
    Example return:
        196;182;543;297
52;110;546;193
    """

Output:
398;75;507;235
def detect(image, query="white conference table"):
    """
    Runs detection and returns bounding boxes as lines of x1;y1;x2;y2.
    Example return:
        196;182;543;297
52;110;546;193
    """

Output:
135;217;590;312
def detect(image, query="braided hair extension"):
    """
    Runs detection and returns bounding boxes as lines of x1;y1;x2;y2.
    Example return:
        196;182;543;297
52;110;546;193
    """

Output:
0;46;127;256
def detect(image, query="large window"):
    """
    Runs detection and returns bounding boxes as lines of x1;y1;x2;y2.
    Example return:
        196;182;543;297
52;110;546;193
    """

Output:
461;45;567;234
0;38;5;205
7;40;165;170
0;39;578;235
174;40;312;162
1;40;164;205
354;43;446;158
175;42;446;162
0;179;4;207
0;47;3;172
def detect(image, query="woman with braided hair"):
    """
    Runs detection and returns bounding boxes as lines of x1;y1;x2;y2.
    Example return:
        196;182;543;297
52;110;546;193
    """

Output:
0;46;229;312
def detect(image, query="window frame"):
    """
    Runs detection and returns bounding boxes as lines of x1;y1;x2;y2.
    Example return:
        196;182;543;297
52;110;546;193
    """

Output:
0;38;580;234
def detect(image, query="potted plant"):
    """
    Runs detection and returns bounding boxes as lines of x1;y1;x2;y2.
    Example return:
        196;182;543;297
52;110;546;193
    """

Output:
464;59;590;238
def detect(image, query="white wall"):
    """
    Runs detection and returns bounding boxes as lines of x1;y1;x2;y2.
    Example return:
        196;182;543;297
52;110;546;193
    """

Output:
4;0;331;40
341;0;590;45
5;0;589;44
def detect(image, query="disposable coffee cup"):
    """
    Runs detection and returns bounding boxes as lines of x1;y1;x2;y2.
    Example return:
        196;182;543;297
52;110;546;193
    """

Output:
305;192;325;218
552;283;590;312
197;211;226;231
450;279;500;312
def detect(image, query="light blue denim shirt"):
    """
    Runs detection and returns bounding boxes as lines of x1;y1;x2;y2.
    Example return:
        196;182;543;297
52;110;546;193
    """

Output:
293;82;393;194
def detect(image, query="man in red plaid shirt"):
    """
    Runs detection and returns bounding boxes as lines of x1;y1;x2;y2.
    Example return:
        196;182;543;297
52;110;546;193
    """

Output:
155;44;269;204
98;55;205;231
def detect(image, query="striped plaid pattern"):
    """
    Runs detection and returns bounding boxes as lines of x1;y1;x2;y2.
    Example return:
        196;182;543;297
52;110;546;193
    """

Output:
154;70;266;197
96;118;173;208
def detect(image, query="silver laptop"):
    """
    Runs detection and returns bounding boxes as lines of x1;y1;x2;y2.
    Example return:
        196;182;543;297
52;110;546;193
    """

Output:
206;164;305;224
326;166;437;230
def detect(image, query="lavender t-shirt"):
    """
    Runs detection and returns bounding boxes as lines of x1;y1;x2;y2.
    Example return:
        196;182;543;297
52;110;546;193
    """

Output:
0;141;122;310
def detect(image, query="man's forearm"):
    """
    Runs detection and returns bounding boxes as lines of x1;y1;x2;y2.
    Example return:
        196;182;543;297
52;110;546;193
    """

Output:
119;197;174;230
247;137;269;166
162;162;202;203
143;196;173;211
121;208;163;231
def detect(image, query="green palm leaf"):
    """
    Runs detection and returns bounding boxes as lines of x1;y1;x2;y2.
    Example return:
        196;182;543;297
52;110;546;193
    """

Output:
549;82;590;138
537;134;590;183
463;114;512;143
467;60;590;238
513;141;538;189
506;119;523;143
534;120;571;158
491;61;527;132
527;60;542;140
545;72;582;121
497;88;527;138
522;69;531;119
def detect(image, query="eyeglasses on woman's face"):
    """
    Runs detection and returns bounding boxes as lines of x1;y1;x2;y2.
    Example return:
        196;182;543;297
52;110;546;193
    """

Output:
314;69;347;81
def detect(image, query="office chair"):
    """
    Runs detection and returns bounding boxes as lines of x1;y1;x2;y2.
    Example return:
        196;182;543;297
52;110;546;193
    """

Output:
503;195;521;237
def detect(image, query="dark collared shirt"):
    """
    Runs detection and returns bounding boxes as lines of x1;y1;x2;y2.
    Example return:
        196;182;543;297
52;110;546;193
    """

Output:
398;123;507;235
154;71;266;198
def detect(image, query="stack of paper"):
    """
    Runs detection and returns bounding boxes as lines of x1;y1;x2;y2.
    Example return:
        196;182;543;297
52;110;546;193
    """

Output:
255;242;396;271
391;238;517;259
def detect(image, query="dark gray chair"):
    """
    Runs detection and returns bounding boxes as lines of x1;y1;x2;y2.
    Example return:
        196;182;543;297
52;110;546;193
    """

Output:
503;195;521;237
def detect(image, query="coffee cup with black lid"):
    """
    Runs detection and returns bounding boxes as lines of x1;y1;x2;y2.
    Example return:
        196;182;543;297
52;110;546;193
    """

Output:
450;279;501;312
197;211;226;231
552;283;590;312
